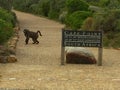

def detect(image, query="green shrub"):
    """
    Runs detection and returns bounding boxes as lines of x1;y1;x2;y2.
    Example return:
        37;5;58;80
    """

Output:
48;10;59;20
48;0;66;20
103;36;111;47
30;4;42;15
0;0;12;11
10;11;17;27
0;8;16;27
65;11;92;29
0;8;15;44
0;19;13;44
103;32;120;48
93;9;120;32
59;11;67;23
66;0;89;13
92;9;120;48
81;17;94;30
31;0;50;16
112;33;120;48
41;0;50;16
13;0;66;20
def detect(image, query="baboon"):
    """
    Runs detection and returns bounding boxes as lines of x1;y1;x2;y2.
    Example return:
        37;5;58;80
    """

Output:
23;29;42;44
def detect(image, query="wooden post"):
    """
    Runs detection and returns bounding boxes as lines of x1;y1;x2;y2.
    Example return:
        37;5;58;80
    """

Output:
98;47;103;66
61;47;65;65
98;30;103;66
61;29;65;65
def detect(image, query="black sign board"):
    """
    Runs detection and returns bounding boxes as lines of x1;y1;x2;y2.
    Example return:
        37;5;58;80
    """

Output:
62;30;102;47
61;29;103;66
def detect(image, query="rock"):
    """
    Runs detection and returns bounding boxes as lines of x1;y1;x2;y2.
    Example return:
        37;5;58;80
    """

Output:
0;55;17;63
0;50;4;55
12;37;18;41
8;36;19;50
0;45;6;50
0;26;19;64
0;56;8;63
0;45;4;49
10;40;17;46
13;26;20;33
9;45;16;49
65;47;96;64
7;55;17;63
8;48;16;55
0;48;9;56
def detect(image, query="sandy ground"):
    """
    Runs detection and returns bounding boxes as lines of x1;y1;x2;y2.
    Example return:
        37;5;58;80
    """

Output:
0;11;120;90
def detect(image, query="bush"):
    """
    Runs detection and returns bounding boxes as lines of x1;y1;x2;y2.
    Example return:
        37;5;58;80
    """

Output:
0;8;16;27
32;0;50;16
66;0;89;13
112;33;120;48
30;4;42;15
59;11;68;23
81;17;94;30
48;0;66;20
65;11;92;29
0;19;13;44
92;9;120;48
103;36;111;47
92;9;120;32
48;10;59;20
0;8;14;44
10;11;17;27
103;32;120;48
0;0;12;11
41;0;50;16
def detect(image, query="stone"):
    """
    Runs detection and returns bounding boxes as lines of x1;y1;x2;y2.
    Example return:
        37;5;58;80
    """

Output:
65;47;96;64
0;56;8;63
0;47;16;56
9;45;16;49
0;49;9;56
12;37;18;41
14;26;20;32
8;48;16;55
7;55;17;63
10;40;17;46
0;50;4;55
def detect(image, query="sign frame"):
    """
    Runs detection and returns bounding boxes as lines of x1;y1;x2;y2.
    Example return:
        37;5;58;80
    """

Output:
61;29;103;66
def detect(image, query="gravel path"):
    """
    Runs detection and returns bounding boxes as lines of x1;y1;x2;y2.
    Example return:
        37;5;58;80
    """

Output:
0;11;120;90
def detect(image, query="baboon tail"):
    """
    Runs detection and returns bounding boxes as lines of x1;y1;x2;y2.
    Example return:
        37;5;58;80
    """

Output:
37;30;42;36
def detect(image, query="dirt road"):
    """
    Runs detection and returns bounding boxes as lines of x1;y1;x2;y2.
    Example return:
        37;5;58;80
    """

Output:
0;11;120;90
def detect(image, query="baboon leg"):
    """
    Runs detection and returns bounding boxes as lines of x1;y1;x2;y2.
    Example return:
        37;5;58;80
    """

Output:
25;37;29;44
36;40;39;44
32;37;39;44
32;38;36;44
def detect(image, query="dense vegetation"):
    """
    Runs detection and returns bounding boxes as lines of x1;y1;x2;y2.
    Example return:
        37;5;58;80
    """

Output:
0;0;16;44
13;0;120;48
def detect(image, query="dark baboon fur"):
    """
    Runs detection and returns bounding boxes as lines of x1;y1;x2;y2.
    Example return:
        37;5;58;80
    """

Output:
23;29;42;44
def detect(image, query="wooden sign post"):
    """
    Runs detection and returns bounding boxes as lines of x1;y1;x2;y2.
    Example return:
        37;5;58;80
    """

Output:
61;29;103;66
